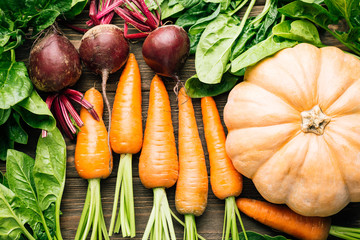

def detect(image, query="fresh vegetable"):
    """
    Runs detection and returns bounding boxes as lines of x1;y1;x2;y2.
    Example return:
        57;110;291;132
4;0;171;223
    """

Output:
0;0;86;158
237;198;360;240
224;43;360;217
28;27;99;139
0;128;66;240
201;96;246;240
79;24;130;141
108;53;142;237
74;87;112;240
142;25;190;83
138;75;179;240
176;87;208;240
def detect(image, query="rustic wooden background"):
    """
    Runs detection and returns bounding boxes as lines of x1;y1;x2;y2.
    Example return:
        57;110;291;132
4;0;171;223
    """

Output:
2;1;360;239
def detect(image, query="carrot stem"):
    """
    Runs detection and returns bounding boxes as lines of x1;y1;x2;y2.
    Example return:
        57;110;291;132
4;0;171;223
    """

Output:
75;179;109;240
184;214;198;240
330;226;360;240
223;197;248;240
142;188;176;240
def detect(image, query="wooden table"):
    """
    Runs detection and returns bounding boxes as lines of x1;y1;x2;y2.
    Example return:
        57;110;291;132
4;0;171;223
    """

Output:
2;2;360;239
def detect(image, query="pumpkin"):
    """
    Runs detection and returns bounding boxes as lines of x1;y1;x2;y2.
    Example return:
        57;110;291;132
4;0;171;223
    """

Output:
224;43;360;217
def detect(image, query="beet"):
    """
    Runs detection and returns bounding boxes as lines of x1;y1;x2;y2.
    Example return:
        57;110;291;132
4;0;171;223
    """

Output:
142;25;190;81
29;30;82;92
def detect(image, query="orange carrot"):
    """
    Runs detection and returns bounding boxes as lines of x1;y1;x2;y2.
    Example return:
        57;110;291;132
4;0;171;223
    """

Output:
139;75;178;240
201;96;246;240
75;87;112;180
108;53;142;237
236;198;331;240
176;87;208;240
74;87;112;240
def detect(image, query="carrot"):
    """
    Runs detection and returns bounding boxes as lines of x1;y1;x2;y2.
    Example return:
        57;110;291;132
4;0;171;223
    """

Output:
74;87;112;240
108;53;142;237
138;75;179;240
237;198;331;240
201;96;247;240
176;87;208;240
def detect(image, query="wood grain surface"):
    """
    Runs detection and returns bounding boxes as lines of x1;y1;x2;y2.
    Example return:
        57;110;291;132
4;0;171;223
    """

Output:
1;2;360;239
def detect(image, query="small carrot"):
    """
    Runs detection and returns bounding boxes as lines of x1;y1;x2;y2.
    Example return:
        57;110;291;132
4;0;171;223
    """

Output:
139;75;179;240
74;87;112;240
201;96;247;240
108;53;142;237
237;198;360;240
176;87;208;240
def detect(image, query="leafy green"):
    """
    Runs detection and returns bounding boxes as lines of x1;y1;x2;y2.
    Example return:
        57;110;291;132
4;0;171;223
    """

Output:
0;61;33;109
12;89;56;132
195;14;242;84
272;19;322;46
160;0;185;19
185;72;239;98
231;35;297;74
1;128;66;240
0;108;10;125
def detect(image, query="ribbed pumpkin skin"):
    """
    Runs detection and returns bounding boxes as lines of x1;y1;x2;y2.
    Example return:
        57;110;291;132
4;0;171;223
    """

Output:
224;43;360;217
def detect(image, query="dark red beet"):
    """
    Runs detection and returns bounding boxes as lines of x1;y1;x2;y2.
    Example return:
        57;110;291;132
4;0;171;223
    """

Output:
142;25;190;81
29;31;82;92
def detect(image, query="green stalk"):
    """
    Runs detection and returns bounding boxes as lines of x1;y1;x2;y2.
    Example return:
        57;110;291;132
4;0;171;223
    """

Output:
40;208;53;240
55;172;65;240
222;197;248;240
184;214;198;240
109;153;136;237
330;226;360;240
229;0;250;16
142;187;176;240
75;179;109;240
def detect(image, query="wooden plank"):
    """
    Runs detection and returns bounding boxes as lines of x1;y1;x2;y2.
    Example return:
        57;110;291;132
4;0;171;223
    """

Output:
1;2;360;240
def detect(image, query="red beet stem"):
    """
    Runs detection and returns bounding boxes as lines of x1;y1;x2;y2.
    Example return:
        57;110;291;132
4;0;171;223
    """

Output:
54;98;74;140
60;95;84;127
96;0;125;19
58;97;77;134
114;7;152;32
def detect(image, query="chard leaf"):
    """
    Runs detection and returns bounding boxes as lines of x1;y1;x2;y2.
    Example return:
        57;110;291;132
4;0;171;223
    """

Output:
33;127;66;211
6;150;43;228
185;72;239;98
196;14;242;84
13;89;56;131
0;184;32;240
231;35;297;74
0;61;33;109
272;19;322;46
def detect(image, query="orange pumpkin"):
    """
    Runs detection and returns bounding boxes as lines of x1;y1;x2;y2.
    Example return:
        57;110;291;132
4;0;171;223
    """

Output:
224;43;360;217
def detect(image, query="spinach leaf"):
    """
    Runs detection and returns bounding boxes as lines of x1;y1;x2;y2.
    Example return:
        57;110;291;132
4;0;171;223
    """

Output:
324;0;360;27
7;111;28;145
176;1;218;28
272;19;322;46
33;127;66;212
160;0;185;19
0;61;33;109
6;150;43;228
0;184;33;240
188;4;221;35
0;108;11;125
196;14;242;84
231;35;297;75
13;89;56;131
64;0;89;19
0;126;13;160
177;0;201;8
185;72;239;98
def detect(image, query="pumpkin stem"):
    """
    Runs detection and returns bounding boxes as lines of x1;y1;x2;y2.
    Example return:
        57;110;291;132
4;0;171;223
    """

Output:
301;105;331;135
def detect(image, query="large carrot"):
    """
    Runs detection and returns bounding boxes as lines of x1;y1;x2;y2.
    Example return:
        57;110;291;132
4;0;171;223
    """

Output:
201;96;247;240
176;87;208;240
138;75;179;240
74;87;112;240
237;198;360;240
108;53;142;237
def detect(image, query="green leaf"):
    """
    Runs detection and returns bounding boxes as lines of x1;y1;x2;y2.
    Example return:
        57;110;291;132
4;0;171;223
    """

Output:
13;89;56;131
6;150;43;228
0;61;33;109
272;19;322;46
0;126;13;161
185;72;239;98
7;112;28;144
188;4;221;35
324;0;360;26
31;9;61;34
160;0;185;19
278;1;338;29
33;127;66;211
196;14;242;84
145;0;164;10
63;0;89;19
231;35;297;74
177;0;200;8
0;184;32;240
0;108;11;125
